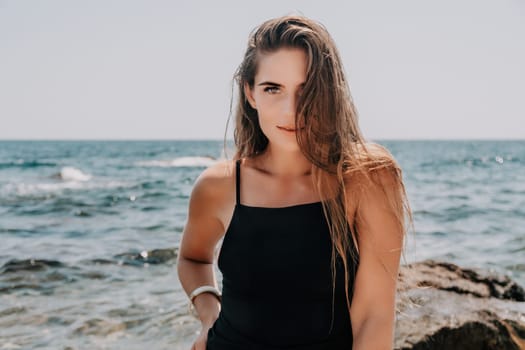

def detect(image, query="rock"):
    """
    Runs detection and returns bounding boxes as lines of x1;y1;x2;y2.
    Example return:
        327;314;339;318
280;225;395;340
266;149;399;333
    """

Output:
395;260;525;350
113;248;178;266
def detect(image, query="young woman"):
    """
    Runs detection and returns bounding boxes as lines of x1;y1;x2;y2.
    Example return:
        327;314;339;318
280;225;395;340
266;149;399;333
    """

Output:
177;15;412;350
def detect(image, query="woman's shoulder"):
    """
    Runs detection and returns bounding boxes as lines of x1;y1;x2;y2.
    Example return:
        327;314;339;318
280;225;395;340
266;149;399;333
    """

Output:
344;142;403;192
193;160;235;192
191;159;236;202
196;159;236;183
342;143;407;231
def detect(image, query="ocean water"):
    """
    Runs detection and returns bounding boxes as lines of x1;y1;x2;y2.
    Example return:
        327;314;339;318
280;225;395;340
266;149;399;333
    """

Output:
0;140;523;349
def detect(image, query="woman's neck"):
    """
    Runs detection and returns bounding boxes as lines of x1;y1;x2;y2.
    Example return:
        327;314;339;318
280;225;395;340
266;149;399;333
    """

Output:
252;144;312;178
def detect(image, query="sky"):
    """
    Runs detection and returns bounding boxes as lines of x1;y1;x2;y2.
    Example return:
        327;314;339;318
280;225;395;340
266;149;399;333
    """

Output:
1;0;524;140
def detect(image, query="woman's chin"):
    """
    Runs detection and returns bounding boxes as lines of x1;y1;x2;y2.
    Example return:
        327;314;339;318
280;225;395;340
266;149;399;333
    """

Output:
269;139;301;152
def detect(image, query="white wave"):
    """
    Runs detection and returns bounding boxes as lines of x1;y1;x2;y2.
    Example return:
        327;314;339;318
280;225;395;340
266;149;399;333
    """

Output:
55;167;92;181
1;180;129;197
135;156;217;168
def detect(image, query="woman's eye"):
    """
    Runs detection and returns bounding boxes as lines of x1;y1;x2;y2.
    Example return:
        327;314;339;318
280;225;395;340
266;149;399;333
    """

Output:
264;86;280;94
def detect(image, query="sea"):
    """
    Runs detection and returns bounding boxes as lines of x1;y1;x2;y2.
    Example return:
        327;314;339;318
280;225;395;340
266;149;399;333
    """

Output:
0;140;523;349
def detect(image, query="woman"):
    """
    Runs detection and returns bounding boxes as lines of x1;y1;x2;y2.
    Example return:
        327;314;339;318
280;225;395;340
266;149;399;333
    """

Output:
177;15;412;350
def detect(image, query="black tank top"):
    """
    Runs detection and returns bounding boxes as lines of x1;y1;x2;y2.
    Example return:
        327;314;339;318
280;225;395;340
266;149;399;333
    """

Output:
206;159;358;349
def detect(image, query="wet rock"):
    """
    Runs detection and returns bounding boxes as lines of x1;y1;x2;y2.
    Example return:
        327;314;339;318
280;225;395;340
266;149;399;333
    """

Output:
0;259;65;273
114;248;177;266
395;260;525;350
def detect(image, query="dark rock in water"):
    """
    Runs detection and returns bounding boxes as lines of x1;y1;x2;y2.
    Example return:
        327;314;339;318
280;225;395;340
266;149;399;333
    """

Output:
395;260;525;350
113;248;177;266
0;259;78;294
0;259;65;273
87;258;115;265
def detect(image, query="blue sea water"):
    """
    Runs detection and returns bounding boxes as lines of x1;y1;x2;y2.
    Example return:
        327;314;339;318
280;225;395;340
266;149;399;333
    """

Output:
0;140;523;349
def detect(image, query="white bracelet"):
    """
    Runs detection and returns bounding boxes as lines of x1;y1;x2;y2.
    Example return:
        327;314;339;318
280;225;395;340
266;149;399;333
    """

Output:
189;285;222;303
187;285;222;317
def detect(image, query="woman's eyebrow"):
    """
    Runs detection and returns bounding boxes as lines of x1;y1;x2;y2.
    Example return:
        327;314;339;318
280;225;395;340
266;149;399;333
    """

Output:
257;81;306;87
257;81;282;87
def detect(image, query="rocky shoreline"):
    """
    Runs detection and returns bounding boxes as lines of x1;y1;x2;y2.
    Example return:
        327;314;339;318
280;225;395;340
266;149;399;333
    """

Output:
395;260;525;350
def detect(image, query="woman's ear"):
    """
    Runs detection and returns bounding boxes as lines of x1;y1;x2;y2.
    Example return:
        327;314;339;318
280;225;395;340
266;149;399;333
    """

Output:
244;82;257;110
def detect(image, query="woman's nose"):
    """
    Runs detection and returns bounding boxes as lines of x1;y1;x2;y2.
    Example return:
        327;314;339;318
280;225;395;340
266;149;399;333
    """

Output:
283;94;297;118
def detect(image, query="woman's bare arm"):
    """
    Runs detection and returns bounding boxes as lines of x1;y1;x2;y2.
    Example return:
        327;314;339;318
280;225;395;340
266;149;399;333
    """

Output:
177;161;235;327
349;166;405;350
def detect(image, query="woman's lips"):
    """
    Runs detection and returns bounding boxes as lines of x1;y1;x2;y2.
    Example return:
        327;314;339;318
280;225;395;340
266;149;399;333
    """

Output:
277;126;304;132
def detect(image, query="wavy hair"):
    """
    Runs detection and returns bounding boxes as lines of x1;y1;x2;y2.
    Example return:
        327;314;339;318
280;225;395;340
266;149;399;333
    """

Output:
229;15;413;326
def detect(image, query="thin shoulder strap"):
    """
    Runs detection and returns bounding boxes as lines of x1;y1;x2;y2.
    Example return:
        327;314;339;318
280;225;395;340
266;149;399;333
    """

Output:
235;159;241;205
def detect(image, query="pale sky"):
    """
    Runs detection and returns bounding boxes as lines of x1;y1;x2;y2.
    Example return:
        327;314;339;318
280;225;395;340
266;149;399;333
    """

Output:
1;0;524;140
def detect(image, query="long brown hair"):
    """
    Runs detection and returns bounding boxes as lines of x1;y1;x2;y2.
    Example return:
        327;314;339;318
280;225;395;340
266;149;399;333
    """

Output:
230;15;413;324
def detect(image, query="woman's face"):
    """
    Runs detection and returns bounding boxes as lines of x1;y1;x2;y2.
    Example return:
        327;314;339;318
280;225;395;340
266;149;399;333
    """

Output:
245;47;307;151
